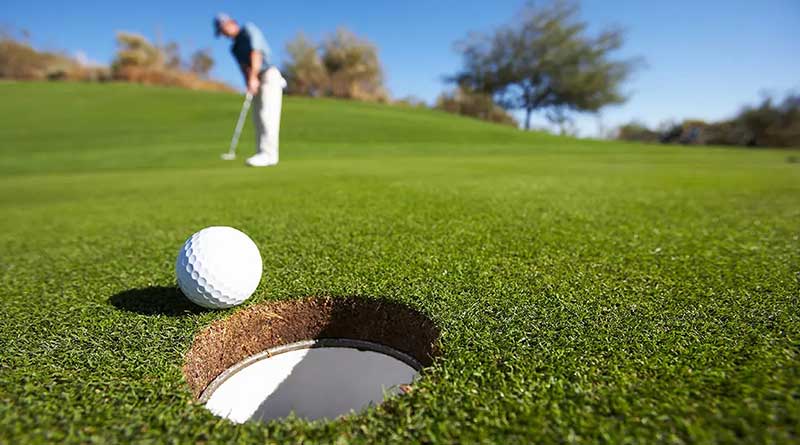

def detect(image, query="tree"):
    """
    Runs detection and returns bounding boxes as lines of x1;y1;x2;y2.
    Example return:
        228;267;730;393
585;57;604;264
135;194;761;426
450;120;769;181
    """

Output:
451;0;639;131
321;28;387;101
189;49;214;78
283;33;328;96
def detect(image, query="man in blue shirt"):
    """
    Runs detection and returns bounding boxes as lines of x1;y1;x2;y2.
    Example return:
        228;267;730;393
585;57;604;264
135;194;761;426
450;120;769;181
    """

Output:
215;13;286;167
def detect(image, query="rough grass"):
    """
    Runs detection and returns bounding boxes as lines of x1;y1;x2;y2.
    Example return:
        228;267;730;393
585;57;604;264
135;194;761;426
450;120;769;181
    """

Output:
0;82;798;444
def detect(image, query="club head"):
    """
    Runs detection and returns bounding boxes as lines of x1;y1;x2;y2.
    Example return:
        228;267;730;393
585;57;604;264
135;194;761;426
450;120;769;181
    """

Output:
221;153;236;160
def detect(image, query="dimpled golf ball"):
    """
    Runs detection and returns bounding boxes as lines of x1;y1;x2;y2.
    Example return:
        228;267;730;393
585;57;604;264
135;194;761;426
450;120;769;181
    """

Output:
175;226;263;309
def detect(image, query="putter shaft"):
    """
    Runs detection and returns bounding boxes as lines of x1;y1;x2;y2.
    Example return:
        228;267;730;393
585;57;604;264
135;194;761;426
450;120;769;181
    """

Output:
223;93;253;159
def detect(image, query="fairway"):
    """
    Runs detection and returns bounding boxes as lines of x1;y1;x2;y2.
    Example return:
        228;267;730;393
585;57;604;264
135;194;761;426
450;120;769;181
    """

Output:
1;82;798;444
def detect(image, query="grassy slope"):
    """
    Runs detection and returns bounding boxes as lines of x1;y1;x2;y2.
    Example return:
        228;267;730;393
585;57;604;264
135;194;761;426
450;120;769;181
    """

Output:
0;82;798;444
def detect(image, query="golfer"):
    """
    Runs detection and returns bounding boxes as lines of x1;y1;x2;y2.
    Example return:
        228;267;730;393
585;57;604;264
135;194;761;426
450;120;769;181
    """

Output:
215;13;286;167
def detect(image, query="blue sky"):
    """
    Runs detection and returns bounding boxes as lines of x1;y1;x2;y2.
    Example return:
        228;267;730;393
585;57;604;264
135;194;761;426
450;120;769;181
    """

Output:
4;0;799;135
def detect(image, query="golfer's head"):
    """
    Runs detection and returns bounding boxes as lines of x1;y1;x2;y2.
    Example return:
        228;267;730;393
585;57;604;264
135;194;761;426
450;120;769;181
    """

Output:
214;13;238;38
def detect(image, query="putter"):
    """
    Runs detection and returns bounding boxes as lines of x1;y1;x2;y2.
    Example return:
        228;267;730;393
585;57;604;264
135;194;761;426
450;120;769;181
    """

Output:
221;92;254;160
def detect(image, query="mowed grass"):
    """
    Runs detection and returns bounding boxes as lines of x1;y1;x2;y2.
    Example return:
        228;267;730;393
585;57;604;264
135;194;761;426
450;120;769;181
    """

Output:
0;81;798;444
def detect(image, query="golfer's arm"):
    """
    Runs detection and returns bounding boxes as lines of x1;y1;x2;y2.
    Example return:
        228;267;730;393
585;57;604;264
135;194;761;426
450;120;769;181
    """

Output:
247;51;263;82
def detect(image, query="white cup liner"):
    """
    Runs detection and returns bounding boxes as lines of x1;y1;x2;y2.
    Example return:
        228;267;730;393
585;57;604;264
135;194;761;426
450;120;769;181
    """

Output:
199;339;422;423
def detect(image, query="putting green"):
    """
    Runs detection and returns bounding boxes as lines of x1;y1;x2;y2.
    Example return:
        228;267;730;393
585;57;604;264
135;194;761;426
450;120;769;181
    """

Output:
0;82;798;444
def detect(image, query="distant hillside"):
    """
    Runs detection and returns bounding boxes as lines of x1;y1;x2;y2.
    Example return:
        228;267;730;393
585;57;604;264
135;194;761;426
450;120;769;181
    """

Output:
0;82;570;175
0;35;232;92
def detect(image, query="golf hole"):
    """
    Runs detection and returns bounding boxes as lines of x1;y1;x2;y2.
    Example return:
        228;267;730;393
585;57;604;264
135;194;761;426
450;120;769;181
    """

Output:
183;297;439;423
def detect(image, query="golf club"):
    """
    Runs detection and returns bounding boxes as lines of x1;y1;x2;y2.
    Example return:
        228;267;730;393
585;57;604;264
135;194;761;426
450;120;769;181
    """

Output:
221;92;253;160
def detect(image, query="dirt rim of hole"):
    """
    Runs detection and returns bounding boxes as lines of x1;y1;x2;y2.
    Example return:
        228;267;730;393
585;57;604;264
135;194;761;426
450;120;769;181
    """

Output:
183;296;441;399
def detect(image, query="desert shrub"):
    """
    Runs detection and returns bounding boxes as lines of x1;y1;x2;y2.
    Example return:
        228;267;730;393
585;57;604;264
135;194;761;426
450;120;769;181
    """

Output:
394;96;428;108
0;37;79;80
283;33;328;96
189;49;214;78
700;121;754;147
0;36;112;82
283;28;388;102
111;32;164;73
658;120;709;145
322;29;387;102
616;94;800;148
435;87;518;127
0;31;226;91
732;94;800;147
110;32;231;92
112;66;231;91
616;121;660;143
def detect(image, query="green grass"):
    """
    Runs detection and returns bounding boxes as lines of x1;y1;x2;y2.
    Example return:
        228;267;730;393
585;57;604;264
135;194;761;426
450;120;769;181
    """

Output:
1;81;798;444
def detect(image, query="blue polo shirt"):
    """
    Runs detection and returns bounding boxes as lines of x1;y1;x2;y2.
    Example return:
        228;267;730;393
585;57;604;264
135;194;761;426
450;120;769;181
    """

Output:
231;22;271;70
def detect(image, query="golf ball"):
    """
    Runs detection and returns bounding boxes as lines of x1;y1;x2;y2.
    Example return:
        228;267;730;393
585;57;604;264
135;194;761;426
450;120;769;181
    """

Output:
175;226;262;309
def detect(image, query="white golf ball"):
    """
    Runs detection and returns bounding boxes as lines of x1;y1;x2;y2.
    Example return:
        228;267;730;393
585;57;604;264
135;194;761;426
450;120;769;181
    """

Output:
175;227;262;309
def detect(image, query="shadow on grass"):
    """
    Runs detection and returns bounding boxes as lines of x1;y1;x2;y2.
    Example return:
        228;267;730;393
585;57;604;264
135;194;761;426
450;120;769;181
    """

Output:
109;286;206;316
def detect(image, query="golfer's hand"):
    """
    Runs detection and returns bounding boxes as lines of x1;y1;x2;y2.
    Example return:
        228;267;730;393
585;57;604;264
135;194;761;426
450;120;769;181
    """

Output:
247;77;260;94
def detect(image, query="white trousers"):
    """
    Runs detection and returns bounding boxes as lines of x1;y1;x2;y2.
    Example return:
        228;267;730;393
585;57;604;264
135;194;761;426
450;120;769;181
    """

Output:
252;67;286;164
